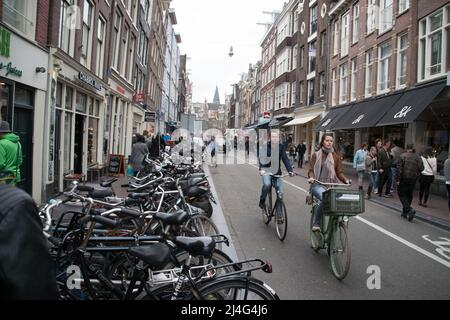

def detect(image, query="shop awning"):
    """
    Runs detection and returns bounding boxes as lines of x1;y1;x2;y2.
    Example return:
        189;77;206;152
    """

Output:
314;104;353;131
376;81;447;127
332;93;403;130
283;111;322;127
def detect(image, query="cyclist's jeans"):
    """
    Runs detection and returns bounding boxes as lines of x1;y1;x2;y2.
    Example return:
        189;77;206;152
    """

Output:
260;175;284;205
311;185;327;226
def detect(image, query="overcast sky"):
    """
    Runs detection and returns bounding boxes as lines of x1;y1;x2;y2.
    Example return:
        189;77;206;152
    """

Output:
171;0;287;104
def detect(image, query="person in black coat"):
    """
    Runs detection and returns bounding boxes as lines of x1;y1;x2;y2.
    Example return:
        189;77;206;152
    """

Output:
0;185;58;299
296;142;307;168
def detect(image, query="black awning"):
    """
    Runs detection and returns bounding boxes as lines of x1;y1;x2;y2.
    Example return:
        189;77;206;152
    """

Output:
314;104;353;131
376;81;447;127
332;93;403;130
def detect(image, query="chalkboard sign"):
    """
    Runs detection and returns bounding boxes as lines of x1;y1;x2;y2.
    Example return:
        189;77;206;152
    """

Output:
108;154;125;176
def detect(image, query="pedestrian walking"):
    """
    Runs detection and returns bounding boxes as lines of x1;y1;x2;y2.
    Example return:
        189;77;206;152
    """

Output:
288;142;296;167
377;140;393;197
418;147;437;208
0;184;58;299
0;121;23;185
397;144;424;221
129;134;149;176
353;143;368;191
296;142;307;168
373;138;383;194
390;140;404;193
365;146;378;199
444;156;450;215
209;136;218;168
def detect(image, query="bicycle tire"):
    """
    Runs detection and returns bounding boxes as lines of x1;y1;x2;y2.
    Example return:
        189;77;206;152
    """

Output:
330;220;351;280
309;207;322;252
182;215;221;250
198;277;280;300
275;201;287;241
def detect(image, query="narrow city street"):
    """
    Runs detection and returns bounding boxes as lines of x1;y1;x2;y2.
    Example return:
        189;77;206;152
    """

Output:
208;152;450;299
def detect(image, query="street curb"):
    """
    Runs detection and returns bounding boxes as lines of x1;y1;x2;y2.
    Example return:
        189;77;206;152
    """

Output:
293;169;450;232
203;163;239;262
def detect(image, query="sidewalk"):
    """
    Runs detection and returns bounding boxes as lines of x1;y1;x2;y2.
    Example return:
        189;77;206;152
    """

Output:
292;163;450;231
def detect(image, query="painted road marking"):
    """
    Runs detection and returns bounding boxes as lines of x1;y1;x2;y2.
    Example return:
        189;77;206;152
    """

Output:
236;155;450;269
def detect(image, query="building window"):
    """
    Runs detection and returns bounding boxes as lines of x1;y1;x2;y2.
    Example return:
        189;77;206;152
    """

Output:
299;81;304;104
96;16;106;77
331;69;337;106
319;72;325;97
352;2;360;44
112;10;122;71
333;21;339;56
378;42;392;93
308;41;317;74
341;11;350;57
367;0;376;35
300;46;304;68
81;0;94;68
398;0;410;14
121;25;130;76
339;63;348;104
310;4;318;36
128;35;136;81
397;33;409;87
320;31;326;56
2;0;37;39
292;45;298;70
365;49;374;97
291;82;296;105
350;58;357;101
308;79;315;106
418;5;450;81
59;0;75;56
380;0;393;33
142;0;150;20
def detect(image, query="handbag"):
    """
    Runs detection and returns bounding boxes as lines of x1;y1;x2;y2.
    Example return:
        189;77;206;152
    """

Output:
356;162;366;172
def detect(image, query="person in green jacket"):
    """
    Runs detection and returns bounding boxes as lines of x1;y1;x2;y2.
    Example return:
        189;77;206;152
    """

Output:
0;121;22;185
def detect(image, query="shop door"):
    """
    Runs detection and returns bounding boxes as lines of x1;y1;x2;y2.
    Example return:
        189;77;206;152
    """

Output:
13;107;33;194
74;114;84;174
54;110;62;193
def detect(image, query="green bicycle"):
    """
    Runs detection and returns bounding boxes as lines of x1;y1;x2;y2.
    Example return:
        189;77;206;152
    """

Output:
308;180;364;280
261;173;289;241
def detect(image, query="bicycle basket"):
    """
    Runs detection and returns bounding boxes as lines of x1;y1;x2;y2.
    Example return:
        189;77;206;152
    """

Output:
322;188;364;216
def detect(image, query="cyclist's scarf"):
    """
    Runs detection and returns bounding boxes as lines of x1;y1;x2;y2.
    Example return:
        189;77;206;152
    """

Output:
314;148;338;183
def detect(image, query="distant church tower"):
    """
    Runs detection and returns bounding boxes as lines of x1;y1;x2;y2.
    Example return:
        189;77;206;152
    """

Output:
213;86;220;104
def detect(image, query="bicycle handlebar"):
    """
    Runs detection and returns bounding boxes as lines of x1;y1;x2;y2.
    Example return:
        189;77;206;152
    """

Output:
310;179;352;186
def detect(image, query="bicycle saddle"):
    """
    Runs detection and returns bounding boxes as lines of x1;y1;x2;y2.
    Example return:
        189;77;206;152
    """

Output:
128;243;172;270
100;178;118;188
153;210;189;225
172;236;216;257
89;188;114;199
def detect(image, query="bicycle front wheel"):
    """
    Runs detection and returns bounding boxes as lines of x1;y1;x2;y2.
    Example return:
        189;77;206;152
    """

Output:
198;277;280;300
330;220;351;280
275;201;288;241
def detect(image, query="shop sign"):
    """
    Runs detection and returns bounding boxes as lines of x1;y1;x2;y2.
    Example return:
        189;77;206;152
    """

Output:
0;27;11;58
79;72;102;91
144;111;156;122
321;119;331;127
352;114;364;125
116;85;126;95
447;71;450;86
394;106;412;119
263;111;271;118
133;92;146;103
0;61;22;77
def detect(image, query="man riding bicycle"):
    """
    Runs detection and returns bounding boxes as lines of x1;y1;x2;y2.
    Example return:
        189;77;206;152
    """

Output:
307;133;350;232
258;131;295;210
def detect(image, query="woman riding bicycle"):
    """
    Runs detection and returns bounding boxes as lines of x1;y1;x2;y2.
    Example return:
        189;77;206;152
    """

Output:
307;134;350;232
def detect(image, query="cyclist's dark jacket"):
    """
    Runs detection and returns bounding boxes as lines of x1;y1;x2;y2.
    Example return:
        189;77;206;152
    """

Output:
0;185;58;299
258;142;293;176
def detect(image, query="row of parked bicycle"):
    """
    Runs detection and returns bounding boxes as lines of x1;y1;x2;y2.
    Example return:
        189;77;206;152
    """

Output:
39;152;279;300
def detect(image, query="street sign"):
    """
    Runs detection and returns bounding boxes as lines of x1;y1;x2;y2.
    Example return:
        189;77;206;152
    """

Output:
144;111;156;122
263;111;271;118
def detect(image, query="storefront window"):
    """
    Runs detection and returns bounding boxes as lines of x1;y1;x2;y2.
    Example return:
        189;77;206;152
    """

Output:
56;83;62;108
63;112;72;174
88;97;94;115
15;86;33;106
423;123;449;176
335;130;355;162
88;118;98;165
94;100;100;117
65;87;73;110
76;92;87;113
0;83;11;122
